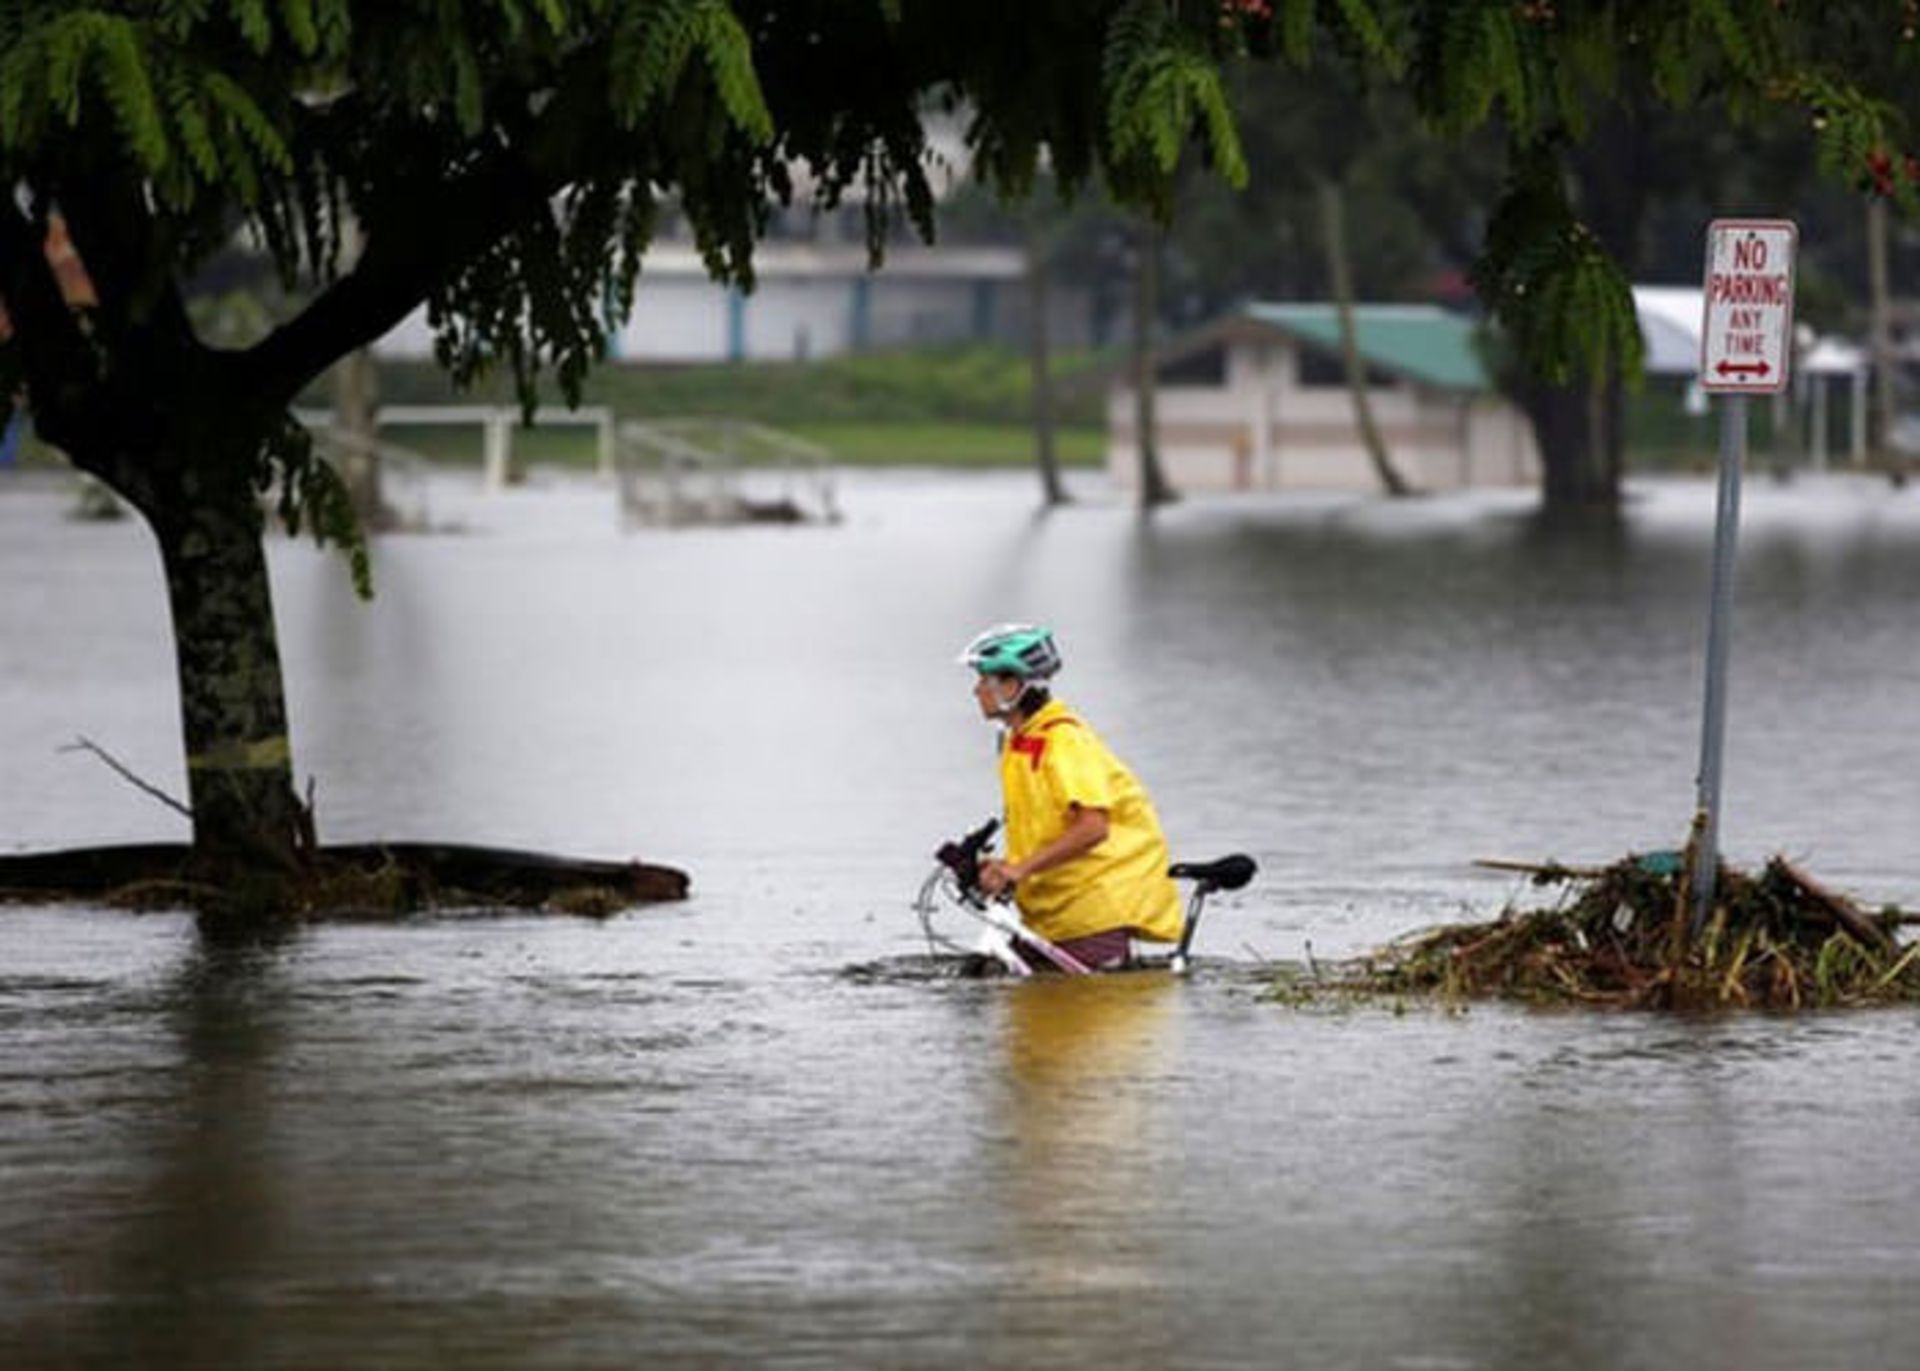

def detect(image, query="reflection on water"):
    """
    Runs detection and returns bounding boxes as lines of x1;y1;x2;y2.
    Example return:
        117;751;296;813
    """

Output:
0;932;285;1366
104;948;285;1368
4;470;1920;1366
1000;977;1175;1305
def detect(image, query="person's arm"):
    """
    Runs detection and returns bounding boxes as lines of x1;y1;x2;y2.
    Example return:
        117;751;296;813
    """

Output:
979;804;1109;896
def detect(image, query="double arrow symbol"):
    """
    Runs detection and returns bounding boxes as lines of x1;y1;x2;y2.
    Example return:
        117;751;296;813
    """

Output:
1715;359;1772;378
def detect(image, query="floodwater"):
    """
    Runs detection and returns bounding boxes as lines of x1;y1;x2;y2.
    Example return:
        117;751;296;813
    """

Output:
3;467;1920;1368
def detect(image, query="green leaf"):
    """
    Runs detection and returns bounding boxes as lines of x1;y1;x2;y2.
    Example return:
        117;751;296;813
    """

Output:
225;0;271;54
91;20;168;176
1104;0;1245;193
1278;0;1313;65
610;0;701;126
1327;0;1390;64
1696;0;1759;81
1481;7;1529;137
45;13;101;124
266;424;372;599
278;0;319;56
202;68;291;175
450;29;483;133
167;68;216;177
1472;141;1643;386
694;1;772;144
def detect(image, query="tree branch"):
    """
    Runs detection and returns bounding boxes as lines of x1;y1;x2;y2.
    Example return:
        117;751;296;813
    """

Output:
0;197;97;409
59;736;192;820
242;148;568;401
240;50;622;403
53;171;198;359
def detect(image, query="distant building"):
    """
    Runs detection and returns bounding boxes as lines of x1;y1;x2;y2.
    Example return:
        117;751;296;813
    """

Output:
375;111;1113;366
606;241;1087;362
375;231;1104;364
1107;303;1539;494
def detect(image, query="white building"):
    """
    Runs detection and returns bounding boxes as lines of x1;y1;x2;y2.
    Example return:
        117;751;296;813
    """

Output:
375;241;1100;363
611;242;1035;362
1107;303;1540;494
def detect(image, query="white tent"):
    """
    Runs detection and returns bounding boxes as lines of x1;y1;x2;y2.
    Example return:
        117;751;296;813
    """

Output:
1632;285;1870;468
1632;286;1705;376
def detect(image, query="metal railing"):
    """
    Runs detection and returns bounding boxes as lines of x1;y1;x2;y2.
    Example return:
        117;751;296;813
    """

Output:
295;422;434;530
615;418;840;528
291;405;617;488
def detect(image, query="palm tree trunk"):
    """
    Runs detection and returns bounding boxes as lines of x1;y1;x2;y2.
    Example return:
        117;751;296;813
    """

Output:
333;216;393;526
1132;221;1176;507
1025;221;1070;506
1867;196;1907;486
1320;180;1413;497
333;344;388;526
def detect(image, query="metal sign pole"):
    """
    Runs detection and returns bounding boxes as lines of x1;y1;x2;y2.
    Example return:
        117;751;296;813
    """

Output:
1690;392;1748;930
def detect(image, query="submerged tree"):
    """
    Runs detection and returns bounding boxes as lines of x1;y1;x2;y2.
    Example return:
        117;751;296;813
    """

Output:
1403;2;1919;510
1129;218;1180;507
1023;210;1072;508
1174;4;1916;515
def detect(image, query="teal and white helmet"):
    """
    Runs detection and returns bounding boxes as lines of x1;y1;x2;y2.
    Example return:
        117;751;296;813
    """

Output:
959;623;1062;681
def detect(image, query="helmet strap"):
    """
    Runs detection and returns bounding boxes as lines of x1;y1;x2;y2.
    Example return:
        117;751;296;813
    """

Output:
981;675;1024;722
992;682;1049;725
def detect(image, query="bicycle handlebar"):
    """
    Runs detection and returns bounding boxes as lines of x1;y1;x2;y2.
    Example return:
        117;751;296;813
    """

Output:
934;817;1000;902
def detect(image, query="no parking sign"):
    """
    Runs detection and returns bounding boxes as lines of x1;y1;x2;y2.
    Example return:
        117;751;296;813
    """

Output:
1699;219;1797;394
1688;217;1798;930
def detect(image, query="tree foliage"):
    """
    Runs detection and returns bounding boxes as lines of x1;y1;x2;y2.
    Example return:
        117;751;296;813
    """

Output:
0;0;1253;590
1395;0;1919;385
1;0;1916;498
2;0;1917;868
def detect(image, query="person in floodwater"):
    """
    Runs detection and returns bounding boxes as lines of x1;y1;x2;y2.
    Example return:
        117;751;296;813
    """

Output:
960;623;1184;971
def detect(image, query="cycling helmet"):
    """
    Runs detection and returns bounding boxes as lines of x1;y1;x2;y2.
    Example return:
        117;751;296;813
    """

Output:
958;623;1062;680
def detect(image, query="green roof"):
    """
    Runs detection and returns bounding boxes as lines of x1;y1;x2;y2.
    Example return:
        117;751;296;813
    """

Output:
1242;303;1488;391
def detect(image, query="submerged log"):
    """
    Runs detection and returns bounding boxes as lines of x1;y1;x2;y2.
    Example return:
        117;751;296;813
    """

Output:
0;842;688;916
1473;857;1610;881
1768;857;1895;953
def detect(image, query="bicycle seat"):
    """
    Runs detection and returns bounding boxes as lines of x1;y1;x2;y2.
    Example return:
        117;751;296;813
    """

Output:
1168;853;1257;892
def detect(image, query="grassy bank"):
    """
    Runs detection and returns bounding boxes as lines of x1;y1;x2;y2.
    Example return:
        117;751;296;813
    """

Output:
788;422;1102;467
382;419;1101;469
363;345;1106;422
310;345;1111;470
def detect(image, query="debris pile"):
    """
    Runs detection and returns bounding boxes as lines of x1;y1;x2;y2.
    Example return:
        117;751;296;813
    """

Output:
1356;854;1919;1010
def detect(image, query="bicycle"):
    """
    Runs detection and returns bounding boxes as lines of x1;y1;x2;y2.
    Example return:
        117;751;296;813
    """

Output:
913;817;1256;976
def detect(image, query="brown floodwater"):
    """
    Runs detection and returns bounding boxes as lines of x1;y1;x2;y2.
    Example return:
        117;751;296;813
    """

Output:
3;468;1919;1367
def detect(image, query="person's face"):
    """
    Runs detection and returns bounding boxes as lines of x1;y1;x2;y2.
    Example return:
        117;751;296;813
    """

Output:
973;673;1021;720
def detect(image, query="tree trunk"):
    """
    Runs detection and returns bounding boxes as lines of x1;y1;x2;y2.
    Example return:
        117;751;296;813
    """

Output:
1319;180;1414;497
1867;196;1908;486
149;490;306;869
1598;365;1626;496
333;345;389;527
332;215;394;526
1512;100;1650;518
1520;377;1618;515
1025;222;1070;506
1132;221;1177;508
